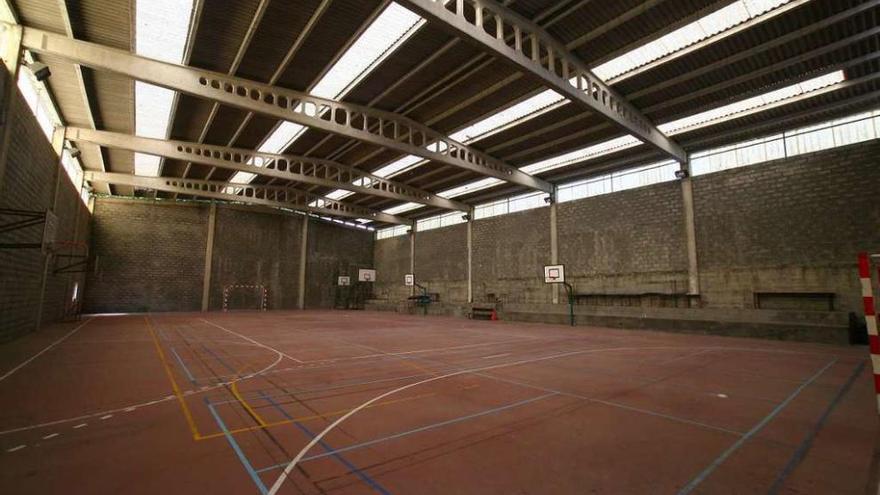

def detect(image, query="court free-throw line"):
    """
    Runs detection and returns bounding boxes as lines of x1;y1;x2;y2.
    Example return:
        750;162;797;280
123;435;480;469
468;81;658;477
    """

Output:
201;319;303;363
0;318;93;382
676;359;837;495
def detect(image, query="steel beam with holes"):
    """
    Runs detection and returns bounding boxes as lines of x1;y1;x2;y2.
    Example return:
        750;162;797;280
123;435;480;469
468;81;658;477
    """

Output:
84;172;411;225
397;0;687;163
17;24;553;193
65;127;470;212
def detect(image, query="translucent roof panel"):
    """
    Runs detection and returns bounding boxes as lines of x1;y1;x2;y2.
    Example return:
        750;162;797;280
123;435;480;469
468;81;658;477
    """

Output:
383;202;422;215
659;71;845;134
438;177;504;199
449;89;565;144
520;135;641;175
593;0;793;81
134;0;194;176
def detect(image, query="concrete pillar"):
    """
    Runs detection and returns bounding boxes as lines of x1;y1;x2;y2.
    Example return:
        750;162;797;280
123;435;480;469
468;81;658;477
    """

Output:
409;222;416;297
201;203;217;311
467;210;474;303
680;161;701;297
297;215;309;309
550;197;559;304
0;23;22;190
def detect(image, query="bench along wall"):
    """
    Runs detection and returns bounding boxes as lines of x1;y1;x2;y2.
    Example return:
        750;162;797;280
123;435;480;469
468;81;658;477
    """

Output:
0;85;91;342
84;198;374;313
372;139;880;340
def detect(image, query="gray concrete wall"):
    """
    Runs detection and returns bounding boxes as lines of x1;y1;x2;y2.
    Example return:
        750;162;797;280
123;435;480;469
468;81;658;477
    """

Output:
374;234;411;301
305;219;374;309
415;223;469;302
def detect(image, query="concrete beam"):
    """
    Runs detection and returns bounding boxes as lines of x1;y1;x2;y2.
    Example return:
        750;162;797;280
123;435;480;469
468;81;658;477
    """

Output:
19;24;553;193
398;0;686;163
84;171;412;225
65;127;470;212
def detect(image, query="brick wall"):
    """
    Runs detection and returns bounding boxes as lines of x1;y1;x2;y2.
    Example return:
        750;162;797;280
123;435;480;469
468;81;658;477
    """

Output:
374;234;411;301
415;223;469;302
694;140;880;312
84;199;371;313
557;180;689;294
0;89;91;342
373;139;880;319
305;219;374;308
473;207;552;304
85;199;208;313
209;206;303;310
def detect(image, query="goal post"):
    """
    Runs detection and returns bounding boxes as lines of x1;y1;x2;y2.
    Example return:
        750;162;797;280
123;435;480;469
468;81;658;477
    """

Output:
222;283;268;312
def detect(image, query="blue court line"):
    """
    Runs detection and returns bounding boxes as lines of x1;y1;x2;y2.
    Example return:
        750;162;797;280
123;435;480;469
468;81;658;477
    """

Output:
256;392;557;473
258;392;392;495
170;347;198;384
206;399;268;495
202;343;237;374
206;373;428;407
767;360;867;494
676;359;837;495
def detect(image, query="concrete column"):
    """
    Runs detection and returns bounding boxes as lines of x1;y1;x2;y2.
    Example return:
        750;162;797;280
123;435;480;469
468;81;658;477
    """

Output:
0;23;22;190
550;198;559;304
467;210;474;303
680;162;701;297
409;222;416;297
201;203;217;311
297;215;309;309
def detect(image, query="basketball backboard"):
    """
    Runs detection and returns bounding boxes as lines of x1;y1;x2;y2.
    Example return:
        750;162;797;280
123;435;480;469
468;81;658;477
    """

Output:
358;269;376;282
338;276;351;286
404;274;414;286
543;264;565;283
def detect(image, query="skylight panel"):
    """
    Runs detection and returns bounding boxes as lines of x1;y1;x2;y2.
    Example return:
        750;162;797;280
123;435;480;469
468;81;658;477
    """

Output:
258;122;305;153
519;135;642;175
449;90;565;143
134;0;194;176
592;0;791;81
372;154;424;178
659;71;844;134
438;177;504;199
383;202;422;215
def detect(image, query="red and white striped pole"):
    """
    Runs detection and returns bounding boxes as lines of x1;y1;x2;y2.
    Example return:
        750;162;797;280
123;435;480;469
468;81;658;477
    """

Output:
858;252;880;413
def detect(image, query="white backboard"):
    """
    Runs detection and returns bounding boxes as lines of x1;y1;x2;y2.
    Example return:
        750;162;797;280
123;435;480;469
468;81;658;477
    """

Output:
404;274;414;286
543;264;565;284
337;276;351;286
358;269;376;282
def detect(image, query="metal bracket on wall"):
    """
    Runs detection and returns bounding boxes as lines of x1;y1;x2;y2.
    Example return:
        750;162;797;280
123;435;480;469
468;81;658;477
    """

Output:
0;208;54;249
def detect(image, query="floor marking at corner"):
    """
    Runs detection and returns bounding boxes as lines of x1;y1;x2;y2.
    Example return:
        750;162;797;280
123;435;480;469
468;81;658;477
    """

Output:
482;353;510;359
73;423;87;429
42;433;59;440
0;318;93;382
100;414;113;420
201;319;303;363
6;445;26;452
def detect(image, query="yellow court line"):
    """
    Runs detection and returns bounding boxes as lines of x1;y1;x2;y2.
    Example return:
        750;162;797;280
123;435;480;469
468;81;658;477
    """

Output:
230;368;268;427
198;388;467;441
144;317;202;440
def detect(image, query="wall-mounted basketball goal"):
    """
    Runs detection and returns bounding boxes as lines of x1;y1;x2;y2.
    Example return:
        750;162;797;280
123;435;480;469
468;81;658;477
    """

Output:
222;284;268;312
543;264;575;326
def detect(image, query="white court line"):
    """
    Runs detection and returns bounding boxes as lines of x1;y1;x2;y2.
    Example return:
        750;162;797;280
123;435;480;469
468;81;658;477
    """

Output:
73;423;87;429
100;415;113;420
266;344;692;495
0;318;93;383
41;433;59;440
7;445;25;452
482;353;510;360
201;318;303;363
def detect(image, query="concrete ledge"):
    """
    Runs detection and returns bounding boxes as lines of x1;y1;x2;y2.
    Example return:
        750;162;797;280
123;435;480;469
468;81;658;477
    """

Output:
365;300;852;345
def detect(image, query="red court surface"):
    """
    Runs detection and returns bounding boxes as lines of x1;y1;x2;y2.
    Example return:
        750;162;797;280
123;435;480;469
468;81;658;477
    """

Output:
0;311;877;494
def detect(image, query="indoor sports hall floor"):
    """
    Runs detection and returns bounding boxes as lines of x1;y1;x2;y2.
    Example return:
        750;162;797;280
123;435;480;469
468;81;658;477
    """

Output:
0;311;877;494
